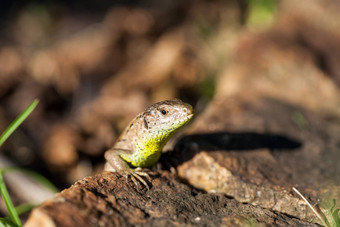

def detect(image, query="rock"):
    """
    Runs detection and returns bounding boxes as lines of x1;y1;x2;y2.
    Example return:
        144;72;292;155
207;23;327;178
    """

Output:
25;172;316;227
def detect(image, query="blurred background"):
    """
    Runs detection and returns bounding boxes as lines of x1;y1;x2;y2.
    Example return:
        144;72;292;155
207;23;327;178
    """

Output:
0;0;339;219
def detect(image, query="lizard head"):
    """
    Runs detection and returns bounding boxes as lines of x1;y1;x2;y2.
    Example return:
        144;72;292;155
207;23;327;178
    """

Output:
142;99;194;134
136;99;193;164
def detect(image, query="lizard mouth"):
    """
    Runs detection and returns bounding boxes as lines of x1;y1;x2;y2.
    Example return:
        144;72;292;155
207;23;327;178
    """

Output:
186;113;194;122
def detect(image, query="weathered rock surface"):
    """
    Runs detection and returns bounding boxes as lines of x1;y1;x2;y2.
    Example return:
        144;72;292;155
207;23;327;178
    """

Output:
25;172;317;227
173;95;340;224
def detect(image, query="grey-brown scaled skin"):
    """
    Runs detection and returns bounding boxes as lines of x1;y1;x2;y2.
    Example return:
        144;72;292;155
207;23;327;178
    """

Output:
104;99;194;188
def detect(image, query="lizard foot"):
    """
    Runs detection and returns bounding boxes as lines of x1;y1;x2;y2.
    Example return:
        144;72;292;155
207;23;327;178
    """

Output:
124;168;151;190
135;167;159;176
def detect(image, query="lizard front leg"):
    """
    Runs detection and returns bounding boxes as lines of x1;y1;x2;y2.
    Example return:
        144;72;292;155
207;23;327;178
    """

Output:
104;149;151;189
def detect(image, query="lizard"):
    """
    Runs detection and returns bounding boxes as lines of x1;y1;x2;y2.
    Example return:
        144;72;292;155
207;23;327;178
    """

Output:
104;99;194;188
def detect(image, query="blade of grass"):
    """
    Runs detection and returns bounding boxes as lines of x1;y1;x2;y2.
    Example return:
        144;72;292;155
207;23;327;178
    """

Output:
0;217;17;227
0;99;39;227
0;99;39;148
332;209;340;227
0;172;21;226
1;167;58;193
15;203;36;215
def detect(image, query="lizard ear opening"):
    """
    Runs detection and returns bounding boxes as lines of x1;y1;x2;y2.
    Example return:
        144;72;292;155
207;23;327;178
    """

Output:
143;116;149;129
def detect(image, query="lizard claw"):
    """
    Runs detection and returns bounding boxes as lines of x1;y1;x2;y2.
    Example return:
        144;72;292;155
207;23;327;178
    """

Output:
123;168;151;190
136;167;158;176
134;167;152;181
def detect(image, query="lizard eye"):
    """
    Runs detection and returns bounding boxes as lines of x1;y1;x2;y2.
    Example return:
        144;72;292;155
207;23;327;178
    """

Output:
160;109;167;115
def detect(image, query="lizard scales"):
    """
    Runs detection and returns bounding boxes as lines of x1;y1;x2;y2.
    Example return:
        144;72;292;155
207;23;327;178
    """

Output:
104;99;194;187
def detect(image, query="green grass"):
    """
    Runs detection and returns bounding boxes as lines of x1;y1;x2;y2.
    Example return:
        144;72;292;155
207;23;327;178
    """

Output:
0;100;39;147
293;187;340;227
247;0;277;28
0;173;20;227
0;167;57;194
292;111;308;129
320;198;340;227
0;99;41;227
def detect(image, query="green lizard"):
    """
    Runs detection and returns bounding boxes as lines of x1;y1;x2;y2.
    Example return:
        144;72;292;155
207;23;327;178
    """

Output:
104;99;194;188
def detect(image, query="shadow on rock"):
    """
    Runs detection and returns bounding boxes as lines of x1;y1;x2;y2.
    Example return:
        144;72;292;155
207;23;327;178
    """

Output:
162;132;302;167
